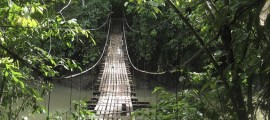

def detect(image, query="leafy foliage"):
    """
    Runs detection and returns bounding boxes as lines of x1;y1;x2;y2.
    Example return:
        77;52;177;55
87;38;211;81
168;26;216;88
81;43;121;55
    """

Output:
0;57;49;119
125;0;203;72
49;100;95;120
60;0;111;66
133;87;204;120
126;0;270;119
0;0;110;119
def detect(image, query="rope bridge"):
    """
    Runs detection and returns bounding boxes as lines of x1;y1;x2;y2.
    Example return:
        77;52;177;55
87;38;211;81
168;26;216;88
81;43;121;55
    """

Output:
58;13;199;119
81;18;149;119
60;15;183;119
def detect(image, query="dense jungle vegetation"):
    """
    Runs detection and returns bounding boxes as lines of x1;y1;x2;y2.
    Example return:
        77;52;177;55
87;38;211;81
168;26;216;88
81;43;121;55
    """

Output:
1;0;270;120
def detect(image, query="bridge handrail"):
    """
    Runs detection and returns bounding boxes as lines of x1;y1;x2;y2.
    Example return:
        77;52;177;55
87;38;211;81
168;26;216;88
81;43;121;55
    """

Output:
123;17;219;75
123;20;172;75
89;13;112;30
63;16;111;79
123;14;140;33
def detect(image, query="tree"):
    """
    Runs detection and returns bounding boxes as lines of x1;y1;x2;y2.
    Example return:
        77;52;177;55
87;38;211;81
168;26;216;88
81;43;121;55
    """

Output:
125;0;270;119
0;0;105;119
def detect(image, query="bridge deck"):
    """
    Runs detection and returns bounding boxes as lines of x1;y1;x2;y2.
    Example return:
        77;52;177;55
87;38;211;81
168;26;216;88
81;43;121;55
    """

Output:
94;33;133;119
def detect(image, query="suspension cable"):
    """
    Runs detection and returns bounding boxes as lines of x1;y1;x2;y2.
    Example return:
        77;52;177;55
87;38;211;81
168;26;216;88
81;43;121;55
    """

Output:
47;82;51;119
89;13;112;30
123;19;177;75
123;17;220;75
69;77;73;113
63;16;111;79
123;13;168;34
123;14;140;33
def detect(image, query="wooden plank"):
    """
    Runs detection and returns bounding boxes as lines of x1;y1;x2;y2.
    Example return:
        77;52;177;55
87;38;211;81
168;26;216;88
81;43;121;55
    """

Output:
93;32;134;119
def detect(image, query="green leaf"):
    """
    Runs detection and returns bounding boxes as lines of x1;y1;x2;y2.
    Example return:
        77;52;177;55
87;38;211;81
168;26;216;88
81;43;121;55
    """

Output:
10;69;23;77
201;80;211;93
31;6;35;13
152;87;163;93
153;7;161;13
18;81;25;88
137;0;142;4
36;6;44;14
4;71;9;77
176;1;180;6
12;74;19;82
67;42;72;48
90;36;96;45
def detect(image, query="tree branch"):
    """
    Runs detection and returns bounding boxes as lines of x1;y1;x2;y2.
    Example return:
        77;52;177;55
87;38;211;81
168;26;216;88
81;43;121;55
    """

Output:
58;0;72;21
0;43;45;78
166;0;219;70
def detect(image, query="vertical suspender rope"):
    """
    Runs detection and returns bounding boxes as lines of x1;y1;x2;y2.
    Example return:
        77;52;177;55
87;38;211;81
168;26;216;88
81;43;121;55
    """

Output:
69;76;73;114
77;35;82;116
143;44;146;102
47;82;51;119
79;74;82;116
175;72;179;120
91;64;94;99
143;36;148;102
132;61;135;98
86;64;89;99
155;82;158;120
42;0;52;117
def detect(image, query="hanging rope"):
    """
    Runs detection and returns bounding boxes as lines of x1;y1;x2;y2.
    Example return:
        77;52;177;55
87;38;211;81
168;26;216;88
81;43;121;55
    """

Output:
89;13;112;30
123;17;221;75
123;13;168;34
69;76;73;113
123;20;175;75
47;84;51;119
79;74;82;116
63;16;111;79
123;14;140;33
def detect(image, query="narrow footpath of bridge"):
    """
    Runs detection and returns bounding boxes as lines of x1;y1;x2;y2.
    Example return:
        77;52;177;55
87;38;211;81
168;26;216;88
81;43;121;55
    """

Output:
87;19;149;120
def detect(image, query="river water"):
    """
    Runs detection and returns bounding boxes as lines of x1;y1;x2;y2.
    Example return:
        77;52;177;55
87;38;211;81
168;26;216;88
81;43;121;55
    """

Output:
19;81;156;119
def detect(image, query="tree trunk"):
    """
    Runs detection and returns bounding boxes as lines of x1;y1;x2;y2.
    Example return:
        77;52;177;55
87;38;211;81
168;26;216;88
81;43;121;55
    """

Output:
0;75;7;105
247;74;254;119
221;24;248;120
232;69;248;120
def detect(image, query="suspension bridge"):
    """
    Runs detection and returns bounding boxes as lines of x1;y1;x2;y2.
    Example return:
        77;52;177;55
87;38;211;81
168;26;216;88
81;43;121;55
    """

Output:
60;13;182;119
60;18;148;119
62;14;179;119
87;18;149;119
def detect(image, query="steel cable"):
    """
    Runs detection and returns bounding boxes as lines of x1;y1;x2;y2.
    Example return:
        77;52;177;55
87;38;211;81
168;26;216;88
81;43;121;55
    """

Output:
63;16;111;79
123;17;220;75
123;14;140;33
89;13;112;30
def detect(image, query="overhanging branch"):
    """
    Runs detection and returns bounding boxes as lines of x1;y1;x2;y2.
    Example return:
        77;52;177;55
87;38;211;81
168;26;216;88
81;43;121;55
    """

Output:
0;43;45;79
166;0;220;69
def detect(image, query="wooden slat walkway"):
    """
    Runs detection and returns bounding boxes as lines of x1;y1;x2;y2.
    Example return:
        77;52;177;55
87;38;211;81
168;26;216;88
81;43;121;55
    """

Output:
94;33;133;120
